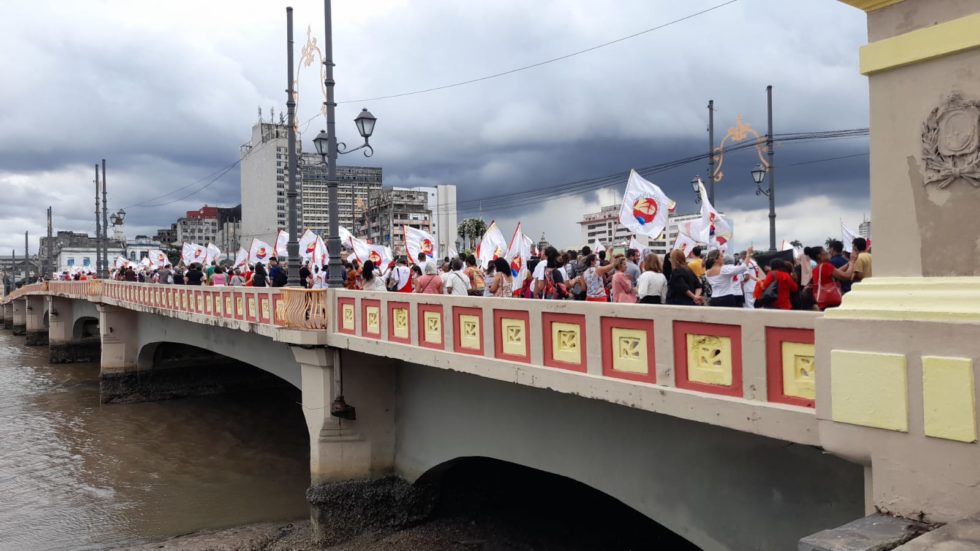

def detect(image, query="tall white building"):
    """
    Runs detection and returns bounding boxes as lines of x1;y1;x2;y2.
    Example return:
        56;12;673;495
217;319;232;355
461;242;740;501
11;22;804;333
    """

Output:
578;205;702;256
859;217;872;240
240;121;383;246
396;185;457;254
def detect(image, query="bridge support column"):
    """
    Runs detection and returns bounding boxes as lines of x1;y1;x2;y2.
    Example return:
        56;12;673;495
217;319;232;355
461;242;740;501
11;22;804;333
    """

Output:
97;304;139;404
295;347;426;545
815;0;980;535
48;297;99;363
25;295;47;346
11;298;26;336
1;303;10;329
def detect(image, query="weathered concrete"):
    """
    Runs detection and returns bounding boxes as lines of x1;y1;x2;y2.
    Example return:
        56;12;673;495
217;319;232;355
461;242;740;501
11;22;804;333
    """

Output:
100;359;293;404
392;359;864;551
896;518;980;550
49;338;101;364
25;330;48;346
306;476;434;546
10;299;25;335
2;302;13;329
799;514;931;551
24;295;47;346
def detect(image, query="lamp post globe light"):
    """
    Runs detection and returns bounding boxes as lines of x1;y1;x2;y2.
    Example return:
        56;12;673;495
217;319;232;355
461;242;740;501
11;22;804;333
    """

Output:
690;176;701;204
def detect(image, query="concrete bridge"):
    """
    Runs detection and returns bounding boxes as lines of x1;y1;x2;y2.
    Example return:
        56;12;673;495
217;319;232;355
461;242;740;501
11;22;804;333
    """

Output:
0;271;974;550
4;0;980;548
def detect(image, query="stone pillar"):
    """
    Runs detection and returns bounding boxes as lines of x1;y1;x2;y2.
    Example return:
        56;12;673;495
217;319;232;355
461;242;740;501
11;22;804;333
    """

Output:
1;303;10;330
295;347;425;545
47;297;99;363
25;295;47;346
11;298;26;336
816;0;980;526
97;304;140;403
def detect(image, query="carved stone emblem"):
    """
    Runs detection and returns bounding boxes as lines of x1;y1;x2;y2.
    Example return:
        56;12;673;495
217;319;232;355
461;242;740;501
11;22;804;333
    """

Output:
922;93;980;189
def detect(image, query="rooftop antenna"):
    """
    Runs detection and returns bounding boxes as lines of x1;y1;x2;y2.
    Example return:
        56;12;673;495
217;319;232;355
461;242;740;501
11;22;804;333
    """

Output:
269;106;275;123
258;106;263;123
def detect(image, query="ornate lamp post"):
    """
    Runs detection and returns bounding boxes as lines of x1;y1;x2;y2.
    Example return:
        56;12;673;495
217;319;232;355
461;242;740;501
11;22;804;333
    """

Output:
690;176;702;204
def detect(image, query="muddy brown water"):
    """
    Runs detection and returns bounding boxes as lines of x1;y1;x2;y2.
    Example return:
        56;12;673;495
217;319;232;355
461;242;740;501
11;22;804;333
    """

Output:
0;331;310;550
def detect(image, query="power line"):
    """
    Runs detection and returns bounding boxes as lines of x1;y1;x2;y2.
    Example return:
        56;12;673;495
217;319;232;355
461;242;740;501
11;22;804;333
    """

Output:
786;152;868;167
337;0;740;105
125;159;242;210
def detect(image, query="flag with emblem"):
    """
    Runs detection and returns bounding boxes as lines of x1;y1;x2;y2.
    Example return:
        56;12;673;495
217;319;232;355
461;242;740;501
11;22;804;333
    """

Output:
505;222;532;290
248;238;274;265
681;177;733;247
619;169;675;240
404;226;438;265
205;243;221;264
233;248;248;270
298;229;318;262
476;220;508;268
181;242;207;266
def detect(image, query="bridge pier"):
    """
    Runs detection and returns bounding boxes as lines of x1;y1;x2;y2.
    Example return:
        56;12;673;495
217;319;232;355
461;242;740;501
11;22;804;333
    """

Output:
47;297;100;363
11;298;26;336
97;304;140;403
1;303;10;329
25;295;47;346
294;347;428;545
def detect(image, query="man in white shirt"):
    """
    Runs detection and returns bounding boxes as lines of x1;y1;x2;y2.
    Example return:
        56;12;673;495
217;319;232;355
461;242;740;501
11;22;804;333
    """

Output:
443;258;471;296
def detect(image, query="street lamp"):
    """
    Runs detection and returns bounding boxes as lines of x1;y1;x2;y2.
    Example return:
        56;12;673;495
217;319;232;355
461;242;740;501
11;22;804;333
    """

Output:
690;176;702;204
316;0;379;289
751;164;767;192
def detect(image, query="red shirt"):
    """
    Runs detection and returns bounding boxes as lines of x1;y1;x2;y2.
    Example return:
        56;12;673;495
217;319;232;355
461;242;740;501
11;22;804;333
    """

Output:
759;271;798;310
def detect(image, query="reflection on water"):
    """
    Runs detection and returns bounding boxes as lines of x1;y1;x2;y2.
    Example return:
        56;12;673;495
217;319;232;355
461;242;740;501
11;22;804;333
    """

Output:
0;332;310;551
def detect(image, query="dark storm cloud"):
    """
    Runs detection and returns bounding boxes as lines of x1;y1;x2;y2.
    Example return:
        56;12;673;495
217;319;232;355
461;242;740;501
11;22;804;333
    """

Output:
0;0;870;252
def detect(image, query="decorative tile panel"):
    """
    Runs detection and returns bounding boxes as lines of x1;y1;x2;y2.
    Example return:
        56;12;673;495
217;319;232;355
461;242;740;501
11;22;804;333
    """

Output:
336;297;356;334
831;350;907;432
362;299;381;337
388;302;410;343
453;307;484;356
424;312;441;342
922;356;975;443
600;317;656;383
782;342;816;400
673;321;743;397
542;313;587;372
493;310;530;362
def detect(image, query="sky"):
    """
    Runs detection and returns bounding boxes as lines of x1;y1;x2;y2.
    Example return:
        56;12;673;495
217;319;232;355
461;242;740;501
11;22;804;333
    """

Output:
0;0;872;255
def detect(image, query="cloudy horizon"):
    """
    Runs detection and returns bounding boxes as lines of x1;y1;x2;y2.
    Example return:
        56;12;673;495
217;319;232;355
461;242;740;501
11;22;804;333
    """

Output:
0;0;871;256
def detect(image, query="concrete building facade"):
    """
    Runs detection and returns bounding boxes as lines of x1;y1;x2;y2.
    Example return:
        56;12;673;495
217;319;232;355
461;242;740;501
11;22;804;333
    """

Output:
361;188;432;253
578;206;702;256
300;153;382;238
398;185;457;256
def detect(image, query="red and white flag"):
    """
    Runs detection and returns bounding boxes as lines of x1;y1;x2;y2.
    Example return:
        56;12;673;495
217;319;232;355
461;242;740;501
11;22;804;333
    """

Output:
233;248;249;270
592;239;606;254
181;242;207;266
298;229;318;261
673;233;700;257
404;226;438;265
248;238;274;265
476;220;508;268
205;242;221;264
505;222;532;288
681;177;733;248
148;249;168;268
312;236;329;267
619;170;674;240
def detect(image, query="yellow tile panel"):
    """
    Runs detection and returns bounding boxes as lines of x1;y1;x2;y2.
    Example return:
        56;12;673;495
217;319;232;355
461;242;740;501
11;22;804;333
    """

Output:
423;311;442;344
366;306;380;334
341;304;355;331
611;328;648;374
459;314;481;350
687;334;732;386
501;318;525;357
782;342;816;400
831;350;908;432
551;322;581;365
392;308;409;340
860;13;980;75
923;356;976;443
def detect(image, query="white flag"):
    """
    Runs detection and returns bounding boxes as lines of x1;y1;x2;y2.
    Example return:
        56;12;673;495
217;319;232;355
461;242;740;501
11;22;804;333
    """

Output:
592;239;606;253
628;236;644;254
619;170;675;240
477;220;508;268
367;244;393;268
114;256;129;269
181;242;207;266
312;236;329;267
205;242;221;264
298;229;318;261
404;226;438;265
233;248;249;270
338;226;354;248
841;222;859;253
673;233;700;257
448;246;459;260
349;235;372;264
681;178;733;247
147;249;168;268
505;223;532;288
274;230;289;258
248;238;275;265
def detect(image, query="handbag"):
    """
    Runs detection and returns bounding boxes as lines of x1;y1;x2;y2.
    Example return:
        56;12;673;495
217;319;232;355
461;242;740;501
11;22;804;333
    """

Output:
756;276;779;308
815;263;842;310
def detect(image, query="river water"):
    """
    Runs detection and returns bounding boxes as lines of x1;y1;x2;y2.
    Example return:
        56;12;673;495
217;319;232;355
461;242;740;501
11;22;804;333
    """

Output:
0;331;311;551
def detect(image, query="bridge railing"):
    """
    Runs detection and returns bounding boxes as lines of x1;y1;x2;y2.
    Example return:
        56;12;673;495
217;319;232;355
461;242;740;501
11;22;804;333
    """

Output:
100;281;288;326
48;280;100;299
2;282;49;303
329;290;821;409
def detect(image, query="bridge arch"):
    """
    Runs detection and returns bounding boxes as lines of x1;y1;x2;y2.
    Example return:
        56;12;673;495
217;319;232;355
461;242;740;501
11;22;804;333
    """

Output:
72;316;99;340
392;361;865;551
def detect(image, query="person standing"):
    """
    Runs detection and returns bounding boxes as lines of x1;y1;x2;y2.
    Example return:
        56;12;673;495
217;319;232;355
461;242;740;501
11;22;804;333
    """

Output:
211;266;227;286
667;249;704;306
414;263;444;294
849;238;872;282
757;259;798;310
611;256;637;304
251;263;268;287
488;257;514;298
443;258;471;296
705;248;752;308
386;257;413;293
827;240;852;294
687;246;706;278
185;263;205;286
637;253;667;305
625;248;641;287
361;260;386;292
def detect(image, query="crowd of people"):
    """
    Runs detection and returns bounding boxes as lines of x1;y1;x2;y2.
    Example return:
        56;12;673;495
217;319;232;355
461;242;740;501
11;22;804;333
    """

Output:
337;237;872;311
54;237;872;312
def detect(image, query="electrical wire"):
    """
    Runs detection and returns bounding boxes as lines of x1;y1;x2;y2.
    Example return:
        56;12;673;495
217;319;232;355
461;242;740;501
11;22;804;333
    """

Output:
338;0;741;104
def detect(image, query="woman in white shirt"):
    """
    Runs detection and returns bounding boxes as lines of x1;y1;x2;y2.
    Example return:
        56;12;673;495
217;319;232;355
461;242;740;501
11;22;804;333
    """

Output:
637;253;668;304
706;247;752;307
360;260;386;292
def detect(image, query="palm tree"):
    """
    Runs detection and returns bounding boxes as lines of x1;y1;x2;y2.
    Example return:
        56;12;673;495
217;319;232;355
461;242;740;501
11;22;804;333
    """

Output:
457;218;487;251
789;239;803;248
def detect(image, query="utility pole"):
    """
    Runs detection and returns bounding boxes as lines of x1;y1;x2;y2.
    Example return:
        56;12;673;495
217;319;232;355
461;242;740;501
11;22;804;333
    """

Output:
285;7;301;286
101;159;109;278
766;85;777;252
24;231;28;281
323;0;343;287
45;206;52;279
707;99;715;205
95;164;101;275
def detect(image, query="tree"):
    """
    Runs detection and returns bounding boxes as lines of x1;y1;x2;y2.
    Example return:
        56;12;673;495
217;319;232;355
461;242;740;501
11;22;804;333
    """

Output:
457;218;487;251
789;239;803;248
